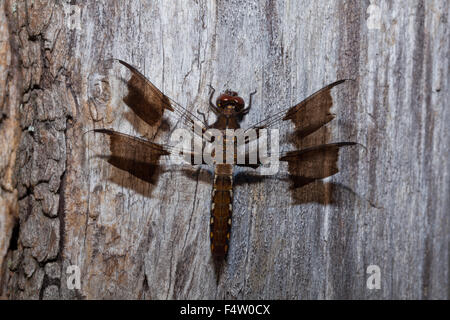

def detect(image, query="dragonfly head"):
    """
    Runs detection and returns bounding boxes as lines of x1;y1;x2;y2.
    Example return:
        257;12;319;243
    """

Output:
216;90;245;112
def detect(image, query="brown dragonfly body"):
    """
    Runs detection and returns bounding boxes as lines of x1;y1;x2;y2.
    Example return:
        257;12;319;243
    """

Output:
210;163;233;257
207;90;256;258
91;59;357;260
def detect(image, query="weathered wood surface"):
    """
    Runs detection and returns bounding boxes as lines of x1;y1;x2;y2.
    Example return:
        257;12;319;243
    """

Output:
0;0;448;299
0;0;20;282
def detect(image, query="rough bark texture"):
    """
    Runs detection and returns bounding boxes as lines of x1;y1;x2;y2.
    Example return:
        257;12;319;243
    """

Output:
0;0;448;299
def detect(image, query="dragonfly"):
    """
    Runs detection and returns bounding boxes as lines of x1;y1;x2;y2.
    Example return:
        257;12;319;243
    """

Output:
90;59;358;260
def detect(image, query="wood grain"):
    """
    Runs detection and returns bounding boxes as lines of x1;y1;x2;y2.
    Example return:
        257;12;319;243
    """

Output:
0;0;448;299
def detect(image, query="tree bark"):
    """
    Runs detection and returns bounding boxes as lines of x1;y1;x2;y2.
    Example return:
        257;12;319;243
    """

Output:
0;0;448;299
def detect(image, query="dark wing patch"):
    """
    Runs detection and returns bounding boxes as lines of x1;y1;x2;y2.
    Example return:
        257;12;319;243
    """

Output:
94;129;170;184
118;60;173;127
280;142;356;188
282;80;345;137
245;80;349;141
115;59;207;137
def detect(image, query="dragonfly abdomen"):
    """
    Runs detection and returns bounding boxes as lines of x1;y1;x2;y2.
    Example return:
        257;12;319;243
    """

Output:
210;164;233;259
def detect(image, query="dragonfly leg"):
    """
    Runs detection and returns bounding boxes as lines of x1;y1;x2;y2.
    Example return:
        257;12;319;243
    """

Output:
208;84;220;114
247;89;257;110
239;89;257;115
197;110;209;125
